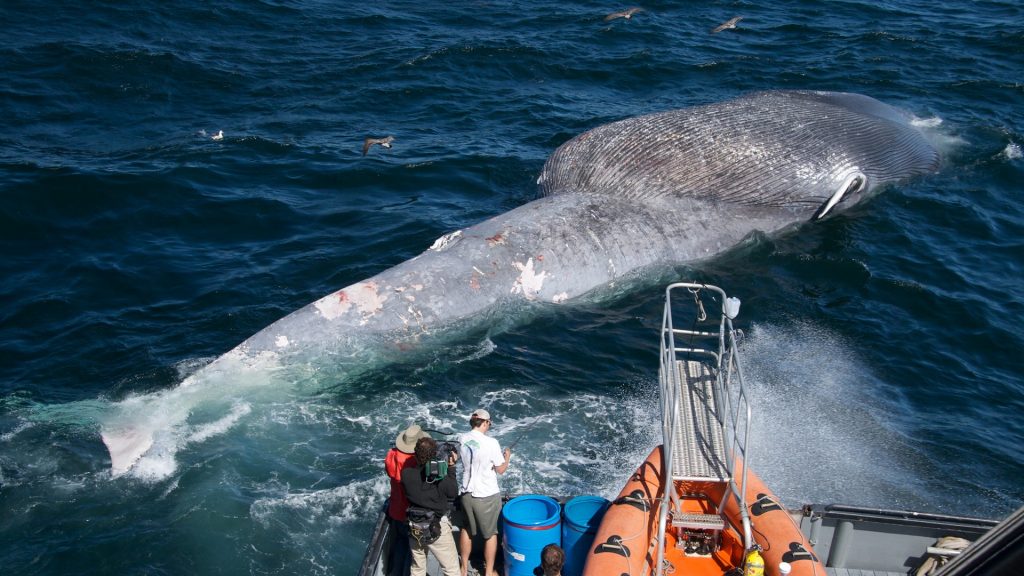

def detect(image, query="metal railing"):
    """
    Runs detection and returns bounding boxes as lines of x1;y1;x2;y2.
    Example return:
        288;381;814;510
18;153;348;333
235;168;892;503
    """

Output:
655;283;753;576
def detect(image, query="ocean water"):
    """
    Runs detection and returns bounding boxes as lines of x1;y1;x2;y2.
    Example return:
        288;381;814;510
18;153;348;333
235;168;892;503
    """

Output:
1;0;1022;574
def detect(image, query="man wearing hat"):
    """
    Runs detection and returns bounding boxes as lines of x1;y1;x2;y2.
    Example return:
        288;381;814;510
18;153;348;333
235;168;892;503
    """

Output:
384;423;431;576
457;409;511;576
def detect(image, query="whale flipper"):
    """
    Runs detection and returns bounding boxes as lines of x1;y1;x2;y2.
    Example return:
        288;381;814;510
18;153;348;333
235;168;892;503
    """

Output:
102;427;154;477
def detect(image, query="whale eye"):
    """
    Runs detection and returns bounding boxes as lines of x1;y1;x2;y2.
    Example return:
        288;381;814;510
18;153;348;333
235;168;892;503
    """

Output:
814;172;865;220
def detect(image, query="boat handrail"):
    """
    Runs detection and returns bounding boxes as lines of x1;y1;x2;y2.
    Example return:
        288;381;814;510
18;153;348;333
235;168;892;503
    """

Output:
656;283;753;576
357;499;391;576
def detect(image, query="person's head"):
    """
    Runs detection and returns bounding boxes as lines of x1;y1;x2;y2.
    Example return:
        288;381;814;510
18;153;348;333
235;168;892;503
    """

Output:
469;408;491;431
541;544;564;576
414;437;438;467
395;423;431;454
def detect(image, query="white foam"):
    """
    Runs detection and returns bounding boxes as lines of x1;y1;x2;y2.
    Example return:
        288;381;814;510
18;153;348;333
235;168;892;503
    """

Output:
414;340;498;376
911;115;943;128
1003;142;1022;160
123;401;253;482
174;356;216;380
103;349;288;481
129;444;179;482
454;338;496;364
251;476;388;526
531;461;574;482
341;415;373;427
1;420;34;442
909;113;967;157
187;402;252;444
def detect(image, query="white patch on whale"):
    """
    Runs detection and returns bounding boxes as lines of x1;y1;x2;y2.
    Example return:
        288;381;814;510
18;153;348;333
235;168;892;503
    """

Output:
429;230;463;251
511;258;547;300
314;291;352;320
351;282;387;324
313;282;387;323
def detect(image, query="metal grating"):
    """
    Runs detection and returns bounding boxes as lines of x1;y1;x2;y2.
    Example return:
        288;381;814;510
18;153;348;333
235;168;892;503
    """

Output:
671;512;726;530
669;360;729;482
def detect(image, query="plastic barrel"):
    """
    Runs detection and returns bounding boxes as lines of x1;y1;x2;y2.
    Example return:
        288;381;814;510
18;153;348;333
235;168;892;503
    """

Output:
561;495;610;576
502;495;561;576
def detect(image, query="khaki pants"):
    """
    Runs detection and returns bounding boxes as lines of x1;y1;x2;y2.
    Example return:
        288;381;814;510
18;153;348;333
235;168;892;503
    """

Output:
409;515;460;576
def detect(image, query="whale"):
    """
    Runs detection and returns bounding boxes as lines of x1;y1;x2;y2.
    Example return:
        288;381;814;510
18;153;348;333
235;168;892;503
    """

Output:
100;90;939;476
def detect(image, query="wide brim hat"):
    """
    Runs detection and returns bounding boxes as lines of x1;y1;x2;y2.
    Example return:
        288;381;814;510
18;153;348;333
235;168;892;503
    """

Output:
395;424;431;454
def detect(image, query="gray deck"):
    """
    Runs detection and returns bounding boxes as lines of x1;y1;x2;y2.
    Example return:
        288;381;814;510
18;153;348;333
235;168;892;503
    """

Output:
827;565;909;569
668;360;729;482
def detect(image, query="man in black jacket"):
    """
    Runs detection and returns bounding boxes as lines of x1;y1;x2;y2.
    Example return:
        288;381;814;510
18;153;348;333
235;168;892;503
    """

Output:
401;436;461;576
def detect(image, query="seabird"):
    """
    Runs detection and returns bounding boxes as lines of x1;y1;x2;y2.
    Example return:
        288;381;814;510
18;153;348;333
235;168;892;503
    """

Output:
363;135;394;156
711;16;742;33
604;7;644;21
211;130;224;141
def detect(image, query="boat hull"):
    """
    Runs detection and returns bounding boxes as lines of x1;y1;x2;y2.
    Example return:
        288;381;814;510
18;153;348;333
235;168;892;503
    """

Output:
583;445;824;576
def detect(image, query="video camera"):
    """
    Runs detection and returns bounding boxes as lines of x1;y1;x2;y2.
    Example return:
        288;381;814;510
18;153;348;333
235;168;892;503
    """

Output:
425;440;460;484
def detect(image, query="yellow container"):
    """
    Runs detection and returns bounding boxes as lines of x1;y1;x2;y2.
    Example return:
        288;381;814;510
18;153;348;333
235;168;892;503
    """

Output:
744;547;765;576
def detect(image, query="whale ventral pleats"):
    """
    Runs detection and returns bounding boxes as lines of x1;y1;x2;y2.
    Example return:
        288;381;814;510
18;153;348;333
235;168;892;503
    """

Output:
536;90;939;213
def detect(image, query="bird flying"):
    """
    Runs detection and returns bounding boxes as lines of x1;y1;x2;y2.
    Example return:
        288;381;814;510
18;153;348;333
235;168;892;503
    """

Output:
362;135;394;156
711;16;743;33
605;7;644;21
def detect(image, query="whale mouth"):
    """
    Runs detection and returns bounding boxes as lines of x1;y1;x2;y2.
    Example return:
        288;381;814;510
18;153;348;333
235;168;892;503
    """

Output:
814;171;866;220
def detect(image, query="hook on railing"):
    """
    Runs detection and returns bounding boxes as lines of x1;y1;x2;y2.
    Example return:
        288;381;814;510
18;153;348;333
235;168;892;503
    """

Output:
688;286;707;322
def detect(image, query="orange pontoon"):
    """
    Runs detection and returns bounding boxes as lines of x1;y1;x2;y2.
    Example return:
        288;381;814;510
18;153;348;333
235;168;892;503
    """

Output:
583;283;825;576
584;446;823;576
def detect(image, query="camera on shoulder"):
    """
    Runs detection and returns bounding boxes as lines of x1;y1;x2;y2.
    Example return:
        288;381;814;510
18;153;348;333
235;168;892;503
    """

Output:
425;440;460;483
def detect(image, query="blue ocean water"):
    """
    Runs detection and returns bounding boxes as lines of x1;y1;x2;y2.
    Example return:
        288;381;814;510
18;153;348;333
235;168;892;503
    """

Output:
1;0;1022;574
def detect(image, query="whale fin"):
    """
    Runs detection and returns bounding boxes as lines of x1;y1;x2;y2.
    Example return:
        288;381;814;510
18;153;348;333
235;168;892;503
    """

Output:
101;427;154;477
814;171;865;220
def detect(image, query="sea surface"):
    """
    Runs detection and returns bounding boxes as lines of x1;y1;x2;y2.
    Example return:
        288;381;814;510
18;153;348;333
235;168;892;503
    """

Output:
1;1;1022;574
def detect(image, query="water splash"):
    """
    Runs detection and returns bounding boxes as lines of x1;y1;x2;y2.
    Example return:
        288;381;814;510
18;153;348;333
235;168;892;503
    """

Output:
739;321;926;509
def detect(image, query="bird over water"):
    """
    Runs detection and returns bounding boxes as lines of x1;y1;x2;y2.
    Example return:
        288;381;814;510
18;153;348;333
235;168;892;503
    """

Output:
605;7;644;22
362;135;394;155
711;16;743;33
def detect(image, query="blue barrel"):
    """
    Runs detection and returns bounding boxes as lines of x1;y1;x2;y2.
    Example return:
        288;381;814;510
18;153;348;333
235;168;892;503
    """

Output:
561;495;610;576
502;495;561;576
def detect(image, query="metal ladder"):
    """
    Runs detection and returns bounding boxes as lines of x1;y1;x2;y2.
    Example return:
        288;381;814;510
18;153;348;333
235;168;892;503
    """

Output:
655;283;753;576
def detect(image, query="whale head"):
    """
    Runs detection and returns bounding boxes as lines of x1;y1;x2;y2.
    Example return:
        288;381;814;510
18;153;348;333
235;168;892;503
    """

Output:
538;90;939;222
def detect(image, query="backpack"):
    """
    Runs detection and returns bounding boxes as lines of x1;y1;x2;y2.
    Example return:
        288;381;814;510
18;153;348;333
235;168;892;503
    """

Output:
407;505;441;546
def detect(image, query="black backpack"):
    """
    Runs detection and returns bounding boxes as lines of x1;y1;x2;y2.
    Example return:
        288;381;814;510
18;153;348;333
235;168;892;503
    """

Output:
407;505;441;546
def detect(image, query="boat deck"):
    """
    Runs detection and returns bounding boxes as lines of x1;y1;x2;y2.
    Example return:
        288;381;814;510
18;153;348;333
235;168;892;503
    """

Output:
669;359;729;482
827;565;909;569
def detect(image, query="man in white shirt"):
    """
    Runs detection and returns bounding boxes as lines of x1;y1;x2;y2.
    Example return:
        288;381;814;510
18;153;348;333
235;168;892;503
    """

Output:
457;409;511;576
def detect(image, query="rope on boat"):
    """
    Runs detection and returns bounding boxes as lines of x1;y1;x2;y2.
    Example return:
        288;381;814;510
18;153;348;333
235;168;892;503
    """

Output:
914;536;972;576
